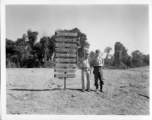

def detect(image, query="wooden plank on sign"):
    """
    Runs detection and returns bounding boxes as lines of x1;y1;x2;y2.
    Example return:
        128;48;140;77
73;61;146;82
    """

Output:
55;48;77;53
54;74;76;78
54;69;76;73
55;58;77;62
55;38;77;42
55;63;77;67
55;43;77;48
56;32;77;37
54;66;77;69
55;53;76;57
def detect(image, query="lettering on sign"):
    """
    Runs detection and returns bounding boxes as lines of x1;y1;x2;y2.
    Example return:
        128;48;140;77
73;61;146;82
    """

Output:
55;58;76;62
55;63;77;67
54;69;76;73
55;48;77;53
55;53;76;57
55;43;77;48
54;74;76;78
55;66;77;69
55;38;77;42
56;32;78;37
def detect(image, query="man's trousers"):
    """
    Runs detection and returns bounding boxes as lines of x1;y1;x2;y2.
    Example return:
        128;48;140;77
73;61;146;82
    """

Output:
81;70;91;91
93;66;104;91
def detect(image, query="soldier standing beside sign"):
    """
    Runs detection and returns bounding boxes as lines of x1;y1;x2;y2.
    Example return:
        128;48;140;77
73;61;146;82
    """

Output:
78;49;91;92
92;49;104;92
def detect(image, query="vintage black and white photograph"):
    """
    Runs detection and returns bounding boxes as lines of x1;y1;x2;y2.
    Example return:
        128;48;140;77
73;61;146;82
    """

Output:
2;0;151;119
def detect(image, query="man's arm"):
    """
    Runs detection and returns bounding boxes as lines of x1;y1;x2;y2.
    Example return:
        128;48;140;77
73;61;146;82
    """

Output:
77;58;82;69
102;58;104;66
77;58;84;69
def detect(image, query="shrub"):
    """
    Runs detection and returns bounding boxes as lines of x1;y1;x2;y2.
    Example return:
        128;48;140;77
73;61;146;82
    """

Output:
6;59;17;68
43;60;55;68
118;62;127;69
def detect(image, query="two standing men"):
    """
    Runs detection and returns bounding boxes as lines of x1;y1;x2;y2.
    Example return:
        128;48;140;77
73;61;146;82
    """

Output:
78;49;104;92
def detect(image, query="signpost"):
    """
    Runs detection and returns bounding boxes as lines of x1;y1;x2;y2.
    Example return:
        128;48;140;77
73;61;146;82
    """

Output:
54;31;78;90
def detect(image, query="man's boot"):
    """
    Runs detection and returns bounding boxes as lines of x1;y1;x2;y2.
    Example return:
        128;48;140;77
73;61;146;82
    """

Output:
100;85;103;92
95;86;98;92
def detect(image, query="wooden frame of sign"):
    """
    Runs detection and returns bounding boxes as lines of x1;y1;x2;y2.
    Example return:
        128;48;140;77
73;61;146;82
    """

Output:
54;31;78;90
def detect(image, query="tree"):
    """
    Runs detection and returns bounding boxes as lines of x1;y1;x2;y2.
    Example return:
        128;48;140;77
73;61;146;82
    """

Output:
114;42;123;66
121;45;129;66
104;54;114;67
104;47;112;59
113;42;129;69
143;54;149;65
131;50;144;67
6;39;16;57
27;29;38;49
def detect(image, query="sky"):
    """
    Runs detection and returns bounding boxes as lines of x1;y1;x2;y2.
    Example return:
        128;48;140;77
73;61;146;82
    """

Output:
6;5;149;56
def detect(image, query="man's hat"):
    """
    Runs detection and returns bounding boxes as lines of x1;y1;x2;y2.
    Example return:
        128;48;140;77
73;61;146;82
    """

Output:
96;49;100;53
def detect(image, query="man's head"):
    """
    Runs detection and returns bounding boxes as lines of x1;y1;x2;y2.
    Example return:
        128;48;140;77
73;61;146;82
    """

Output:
96;49;100;57
84;49;89;59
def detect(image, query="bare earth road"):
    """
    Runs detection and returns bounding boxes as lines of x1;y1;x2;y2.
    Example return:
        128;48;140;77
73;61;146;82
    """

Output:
6;66;149;115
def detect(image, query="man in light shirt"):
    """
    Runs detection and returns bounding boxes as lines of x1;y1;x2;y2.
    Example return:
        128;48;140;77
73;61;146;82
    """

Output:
92;49;104;92
78;49;91;92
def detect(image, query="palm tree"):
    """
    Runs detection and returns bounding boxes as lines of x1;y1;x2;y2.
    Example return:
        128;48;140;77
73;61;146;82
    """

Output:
104;47;112;59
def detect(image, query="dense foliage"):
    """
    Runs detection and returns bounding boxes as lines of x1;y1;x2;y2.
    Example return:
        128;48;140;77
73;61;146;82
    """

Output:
6;28;149;69
103;42;149;69
6;28;90;68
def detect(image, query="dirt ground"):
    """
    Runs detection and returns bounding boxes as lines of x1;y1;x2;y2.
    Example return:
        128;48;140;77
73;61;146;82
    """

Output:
6;66;149;115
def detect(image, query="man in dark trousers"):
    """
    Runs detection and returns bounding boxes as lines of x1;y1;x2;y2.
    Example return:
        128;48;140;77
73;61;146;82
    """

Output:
92;49;104;92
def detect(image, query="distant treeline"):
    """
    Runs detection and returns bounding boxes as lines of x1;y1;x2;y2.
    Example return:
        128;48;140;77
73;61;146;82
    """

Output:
6;28;90;68
89;42;149;69
6;28;149;69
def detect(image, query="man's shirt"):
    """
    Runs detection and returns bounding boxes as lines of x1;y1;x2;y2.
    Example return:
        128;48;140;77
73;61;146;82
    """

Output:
78;57;90;69
92;56;104;67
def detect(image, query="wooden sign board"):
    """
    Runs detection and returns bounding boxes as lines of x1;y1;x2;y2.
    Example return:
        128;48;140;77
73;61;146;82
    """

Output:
55;53;76;57
55;38;77;42
54;74;76;78
55;48;77;53
56;32;77;37
55;66;77;69
55;63;77;67
54;69;76;73
55;58;76;62
55;43;77;48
